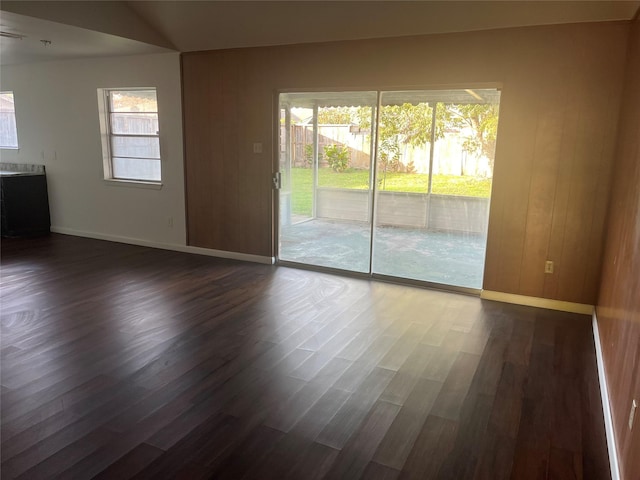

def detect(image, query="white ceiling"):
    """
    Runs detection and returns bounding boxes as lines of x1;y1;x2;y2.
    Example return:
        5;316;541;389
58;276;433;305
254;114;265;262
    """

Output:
128;1;640;52
0;9;172;65
0;1;639;65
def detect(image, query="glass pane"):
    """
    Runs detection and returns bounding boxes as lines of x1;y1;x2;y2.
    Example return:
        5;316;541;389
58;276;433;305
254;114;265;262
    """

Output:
288;107;313;219
0;92;18;148
112;157;161;182
110;90;157;112
110;113;158;135
430;100;498;197
317;106;371;189
278;91;378;273
111;135;160;159
372;89;500;289
376;101;432;193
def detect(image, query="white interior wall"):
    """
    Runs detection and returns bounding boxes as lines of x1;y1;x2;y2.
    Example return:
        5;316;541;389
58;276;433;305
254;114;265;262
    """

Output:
0;52;186;246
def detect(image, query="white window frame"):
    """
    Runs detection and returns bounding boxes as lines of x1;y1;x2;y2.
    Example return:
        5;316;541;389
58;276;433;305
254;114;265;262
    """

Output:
0;91;19;149
97;87;162;185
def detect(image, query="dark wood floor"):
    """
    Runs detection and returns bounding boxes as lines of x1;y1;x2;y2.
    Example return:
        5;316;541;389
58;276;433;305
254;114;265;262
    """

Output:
1;234;610;480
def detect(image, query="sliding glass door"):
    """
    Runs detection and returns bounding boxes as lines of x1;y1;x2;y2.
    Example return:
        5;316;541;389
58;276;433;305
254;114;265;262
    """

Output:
277;88;500;290
372;89;500;288
278;92;377;273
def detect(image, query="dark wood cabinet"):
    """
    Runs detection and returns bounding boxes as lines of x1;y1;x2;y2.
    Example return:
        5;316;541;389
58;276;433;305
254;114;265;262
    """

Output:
0;172;51;237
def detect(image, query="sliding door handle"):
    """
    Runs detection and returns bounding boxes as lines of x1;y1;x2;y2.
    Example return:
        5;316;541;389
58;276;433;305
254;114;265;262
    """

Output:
272;172;281;190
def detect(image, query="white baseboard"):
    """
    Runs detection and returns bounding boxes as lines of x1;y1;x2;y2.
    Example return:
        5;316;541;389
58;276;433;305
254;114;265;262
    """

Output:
480;290;594;315
50;226;275;265
592;311;621;480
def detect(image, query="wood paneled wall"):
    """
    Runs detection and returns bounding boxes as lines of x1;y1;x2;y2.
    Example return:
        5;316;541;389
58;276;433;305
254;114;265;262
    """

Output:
181;21;628;304
596;14;640;480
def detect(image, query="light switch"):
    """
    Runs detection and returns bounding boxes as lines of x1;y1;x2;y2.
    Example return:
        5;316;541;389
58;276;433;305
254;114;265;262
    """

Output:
253;143;263;154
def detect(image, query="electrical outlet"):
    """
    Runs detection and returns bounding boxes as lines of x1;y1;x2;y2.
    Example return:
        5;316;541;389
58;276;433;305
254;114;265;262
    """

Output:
629;399;637;430
544;260;554;274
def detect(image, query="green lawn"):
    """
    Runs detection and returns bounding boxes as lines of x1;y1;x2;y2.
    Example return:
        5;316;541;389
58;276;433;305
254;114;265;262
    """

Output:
288;167;491;216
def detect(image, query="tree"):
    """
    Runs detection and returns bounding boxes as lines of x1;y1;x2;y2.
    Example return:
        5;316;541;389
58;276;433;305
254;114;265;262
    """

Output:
317;107;354;125
314;102;500;174
354;103;450;175
444;103;499;170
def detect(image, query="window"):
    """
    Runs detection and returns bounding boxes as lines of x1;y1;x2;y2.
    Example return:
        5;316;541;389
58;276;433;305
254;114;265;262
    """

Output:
0;92;18;149
99;88;161;183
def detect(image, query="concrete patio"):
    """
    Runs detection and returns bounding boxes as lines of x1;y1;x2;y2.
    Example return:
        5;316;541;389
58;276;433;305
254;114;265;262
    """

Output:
279;218;487;289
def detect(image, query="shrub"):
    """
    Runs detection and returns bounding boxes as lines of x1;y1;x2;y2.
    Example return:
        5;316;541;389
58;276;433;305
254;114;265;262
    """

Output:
304;144;323;168
323;144;350;172
378;139;402;173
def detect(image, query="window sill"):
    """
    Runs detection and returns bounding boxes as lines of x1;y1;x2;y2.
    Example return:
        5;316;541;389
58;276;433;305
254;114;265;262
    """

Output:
103;178;163;190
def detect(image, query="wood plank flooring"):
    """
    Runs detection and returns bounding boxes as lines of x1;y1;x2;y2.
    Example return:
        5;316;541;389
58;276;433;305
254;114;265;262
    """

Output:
0;234;610;479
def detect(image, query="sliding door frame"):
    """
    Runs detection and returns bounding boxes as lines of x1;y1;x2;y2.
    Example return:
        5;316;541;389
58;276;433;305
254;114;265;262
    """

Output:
273;84;502;295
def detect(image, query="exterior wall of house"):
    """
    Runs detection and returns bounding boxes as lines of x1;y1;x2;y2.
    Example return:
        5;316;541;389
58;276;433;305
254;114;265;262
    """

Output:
0;53;186;247
182;21;628;304
596;13;640;480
